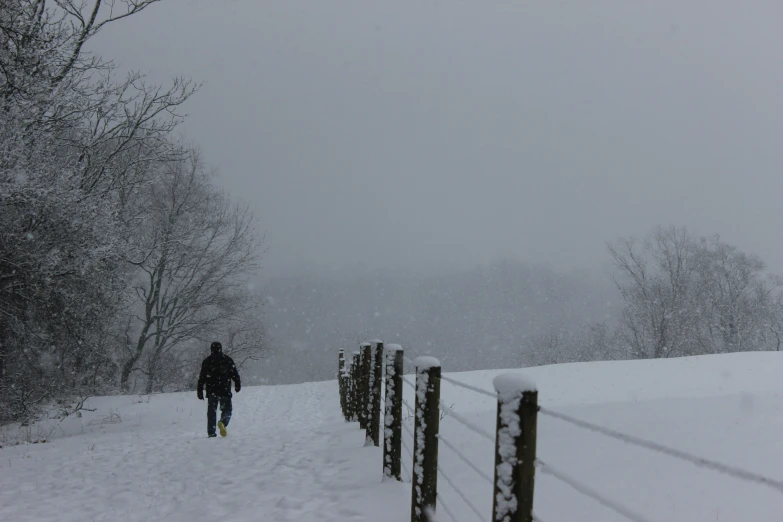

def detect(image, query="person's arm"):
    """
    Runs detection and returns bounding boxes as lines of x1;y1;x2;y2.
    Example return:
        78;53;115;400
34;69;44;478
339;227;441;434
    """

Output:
230;358;241;392
197;360;207;400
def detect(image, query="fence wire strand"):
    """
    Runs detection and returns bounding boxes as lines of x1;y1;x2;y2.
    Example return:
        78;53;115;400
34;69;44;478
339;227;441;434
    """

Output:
440;402;496;443
401;436;414;460
437;433;494;486
441;375;497;399
436;492;458;522
400;458;413;483
400;436;414;483
402;376;417;392
402;418;415;439
437;465;489;522
537;459;654;522
539;406;783;494
402;398;415;418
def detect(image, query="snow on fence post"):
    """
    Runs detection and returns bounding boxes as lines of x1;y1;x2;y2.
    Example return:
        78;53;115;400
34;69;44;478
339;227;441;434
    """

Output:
366;340;384;447
356;346;366;428
338;350;349;421
344;352;354;421
359;343;372;430
355;349;363;427
411;356;441;522
492;374;538;522
350;351;360;421
383;344;404;481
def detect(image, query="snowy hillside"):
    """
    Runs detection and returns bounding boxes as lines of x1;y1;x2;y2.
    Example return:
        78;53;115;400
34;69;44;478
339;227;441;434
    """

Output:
2;352;782;521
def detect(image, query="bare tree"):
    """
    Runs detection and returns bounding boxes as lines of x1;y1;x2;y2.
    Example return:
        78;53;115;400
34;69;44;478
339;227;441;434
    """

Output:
692;236;778;353
0;113;132;418
121;150;262;392
217;292;269;369
1;0;164;98
0;0;200;420
609;226;780;359
608;227;701;358
1;0;196;196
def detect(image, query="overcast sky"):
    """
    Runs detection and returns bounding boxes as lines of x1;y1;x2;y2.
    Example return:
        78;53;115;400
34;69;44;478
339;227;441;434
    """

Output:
93;0;783;279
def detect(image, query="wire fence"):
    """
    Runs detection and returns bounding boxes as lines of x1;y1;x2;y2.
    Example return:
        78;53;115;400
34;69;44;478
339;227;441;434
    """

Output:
439;400;495;443
437;464;488;522
339;345;783;522
400;356;498;520
538;405;783;495
440;374;497;399
400;396;416;484
436;492;459;522
436;434;493;486
536;459;654;522
434;372;655;522
429;373;499;522
400;438;414;482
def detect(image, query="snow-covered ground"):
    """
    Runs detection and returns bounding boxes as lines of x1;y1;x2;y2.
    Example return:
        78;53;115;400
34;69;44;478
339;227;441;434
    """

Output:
2;352;782;521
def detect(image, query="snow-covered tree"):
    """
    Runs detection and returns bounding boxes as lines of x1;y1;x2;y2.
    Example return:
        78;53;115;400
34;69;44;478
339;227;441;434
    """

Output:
609;227;780;359
691;237;772;353
608;227;701;358
0;0;217;422
121;149;262;393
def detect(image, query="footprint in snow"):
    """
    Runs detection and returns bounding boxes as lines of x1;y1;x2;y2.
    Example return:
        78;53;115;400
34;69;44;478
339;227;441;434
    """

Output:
275;496;305;510
338;507;363;518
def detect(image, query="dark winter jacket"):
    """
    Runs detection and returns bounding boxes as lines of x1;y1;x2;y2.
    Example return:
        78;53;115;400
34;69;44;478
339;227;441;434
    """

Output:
197;348;241;399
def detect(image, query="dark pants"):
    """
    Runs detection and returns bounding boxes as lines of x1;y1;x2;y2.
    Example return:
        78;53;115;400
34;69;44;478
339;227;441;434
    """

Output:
207;396;232;436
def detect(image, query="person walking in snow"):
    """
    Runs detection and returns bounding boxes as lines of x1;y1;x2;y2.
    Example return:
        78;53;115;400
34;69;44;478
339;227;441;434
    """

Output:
197;341;241;438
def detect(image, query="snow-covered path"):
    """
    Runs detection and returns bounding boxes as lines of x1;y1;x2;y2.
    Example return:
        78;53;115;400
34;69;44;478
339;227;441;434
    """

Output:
0;382;408;522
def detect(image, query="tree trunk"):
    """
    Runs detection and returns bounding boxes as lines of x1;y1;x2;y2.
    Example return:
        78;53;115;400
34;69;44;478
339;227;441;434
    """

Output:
119;356;138;391
0;328;6;382
120;334;149;391
145;371;155;394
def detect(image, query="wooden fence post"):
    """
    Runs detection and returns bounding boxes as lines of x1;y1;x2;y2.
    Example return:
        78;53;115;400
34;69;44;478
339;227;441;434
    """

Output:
411;357;441;522
343;352;353;421
366;340;384;447
383;344;404;480
356;346;365;428
492;374;538;522
350;351;360;422
359;343;372;430
338;349;348;421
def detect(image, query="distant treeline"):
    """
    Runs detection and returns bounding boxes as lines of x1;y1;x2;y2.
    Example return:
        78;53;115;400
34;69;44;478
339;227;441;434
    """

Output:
261;226;781;384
